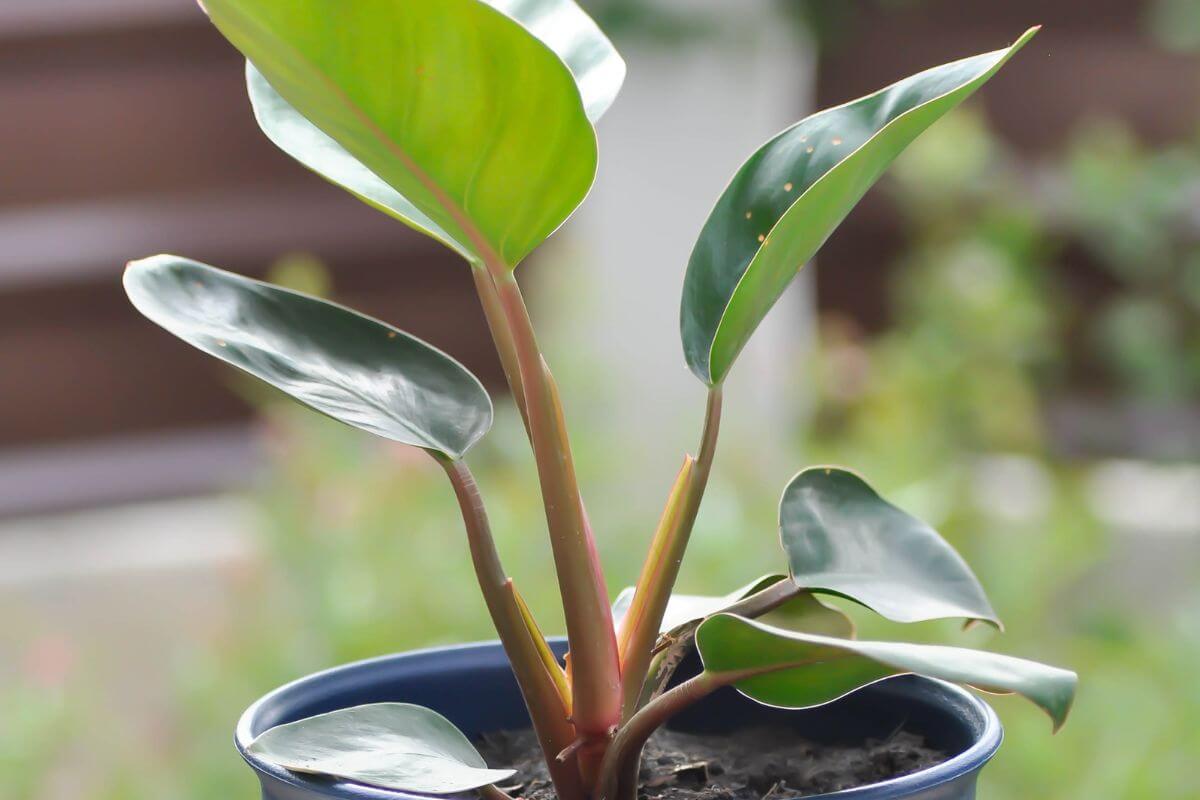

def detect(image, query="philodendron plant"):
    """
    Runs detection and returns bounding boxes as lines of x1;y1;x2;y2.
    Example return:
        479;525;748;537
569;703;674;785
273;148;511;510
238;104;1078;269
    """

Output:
123;4;1075;800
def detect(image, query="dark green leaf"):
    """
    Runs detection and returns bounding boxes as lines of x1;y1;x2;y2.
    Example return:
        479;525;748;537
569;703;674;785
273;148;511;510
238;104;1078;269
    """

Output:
124;255;491;459
696;614;1076;731
206;0;616;268
247;703;514;793
681;28;1038;384
780;467;999;627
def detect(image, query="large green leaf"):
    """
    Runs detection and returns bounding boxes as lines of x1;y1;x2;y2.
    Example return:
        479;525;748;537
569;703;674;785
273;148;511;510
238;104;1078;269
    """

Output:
680;28;1039;384
247;703;514;793
204;0;607;268
696;614;1076;731
246;63;469;262
483;0;625;123
124;255;491;459
612;575;852;640
245;0;624;264
780;468;999;627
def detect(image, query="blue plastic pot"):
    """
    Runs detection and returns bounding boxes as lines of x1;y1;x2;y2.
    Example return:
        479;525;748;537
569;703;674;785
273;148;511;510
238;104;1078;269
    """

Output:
237;641;1002;800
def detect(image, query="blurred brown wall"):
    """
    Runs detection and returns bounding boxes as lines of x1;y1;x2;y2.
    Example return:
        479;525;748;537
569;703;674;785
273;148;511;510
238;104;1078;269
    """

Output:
1;0;1195;513
0;2;504;513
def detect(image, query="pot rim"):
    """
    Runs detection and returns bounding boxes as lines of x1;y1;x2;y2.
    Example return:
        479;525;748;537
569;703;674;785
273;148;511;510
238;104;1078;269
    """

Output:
236;639;1003;800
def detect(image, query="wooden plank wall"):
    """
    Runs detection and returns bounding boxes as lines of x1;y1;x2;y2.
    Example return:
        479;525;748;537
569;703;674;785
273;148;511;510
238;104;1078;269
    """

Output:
0;1;504;514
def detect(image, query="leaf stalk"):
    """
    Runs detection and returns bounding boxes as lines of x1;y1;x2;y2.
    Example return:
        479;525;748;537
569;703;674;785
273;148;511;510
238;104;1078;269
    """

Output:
472;264;531;436
485;267;622;768
617;386;723;720
598;672;722;800
434;455;584;800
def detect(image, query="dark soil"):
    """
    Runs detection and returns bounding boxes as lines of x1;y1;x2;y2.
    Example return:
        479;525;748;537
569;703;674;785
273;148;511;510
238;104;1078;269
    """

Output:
477;726;946;800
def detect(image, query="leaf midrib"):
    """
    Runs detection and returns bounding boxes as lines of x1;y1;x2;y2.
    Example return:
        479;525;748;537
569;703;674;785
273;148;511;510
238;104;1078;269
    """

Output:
214;0;510;270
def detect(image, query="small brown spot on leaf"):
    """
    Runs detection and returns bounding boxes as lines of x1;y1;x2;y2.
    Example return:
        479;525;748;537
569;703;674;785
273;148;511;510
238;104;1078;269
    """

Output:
832;137;843;146
757;234;766;243
784;182;794;192
745;211;752;220
806;146;814;154
387;331;398;339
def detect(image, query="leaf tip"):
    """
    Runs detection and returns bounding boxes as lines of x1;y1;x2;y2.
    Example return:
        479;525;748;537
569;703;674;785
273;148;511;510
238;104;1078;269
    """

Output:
1012;25;1041;51
1050;669;1079;734
122;256;157;295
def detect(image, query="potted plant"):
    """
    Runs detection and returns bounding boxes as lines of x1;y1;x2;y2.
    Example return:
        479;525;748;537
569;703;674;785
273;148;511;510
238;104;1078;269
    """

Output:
123;3;1075;799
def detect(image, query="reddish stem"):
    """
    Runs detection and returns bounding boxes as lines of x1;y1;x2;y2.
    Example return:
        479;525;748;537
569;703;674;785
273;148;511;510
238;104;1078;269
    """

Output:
490;269;622;769
472;265;531;437
598;672;723;800
436;455;584;800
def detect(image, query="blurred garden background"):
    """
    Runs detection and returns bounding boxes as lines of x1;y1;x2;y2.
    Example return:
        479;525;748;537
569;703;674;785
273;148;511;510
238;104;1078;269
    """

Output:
1;1;1198;798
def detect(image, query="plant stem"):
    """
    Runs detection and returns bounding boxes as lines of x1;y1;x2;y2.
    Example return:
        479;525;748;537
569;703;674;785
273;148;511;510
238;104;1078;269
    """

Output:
617;386;723;720
472;265;530;435
435;454;584;800
597;672;722;800
600;655;855;800
479;785;517;800
721;578;802;619
633;579;804;710
488;267;622;774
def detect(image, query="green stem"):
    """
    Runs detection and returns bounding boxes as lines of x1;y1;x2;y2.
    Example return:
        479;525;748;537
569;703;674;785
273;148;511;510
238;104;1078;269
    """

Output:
434;455;584;800
472;264;531;436
489;268;622;770
617;386;723;720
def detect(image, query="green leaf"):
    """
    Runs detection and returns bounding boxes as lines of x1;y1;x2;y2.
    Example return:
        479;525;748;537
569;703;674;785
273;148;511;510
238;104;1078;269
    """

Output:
613;575;852;640
696;614;1076;731
206;0;615;268
474;0;626;124
247;703;515;794
680;27;1039;384
246;63;471;263
124;255;491;459
780;468;999;627
246;1;623;264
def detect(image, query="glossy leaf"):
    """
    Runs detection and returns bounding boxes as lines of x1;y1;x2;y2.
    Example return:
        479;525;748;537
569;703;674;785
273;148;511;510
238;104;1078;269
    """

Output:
696;614;1076;731
474;0;625;123
247;703;514;793
246;63;470;262
613;575;852;640
245;0;623;264
780;468;999;627
205;0;612;268
124;255;491;459
681;28;1038;384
